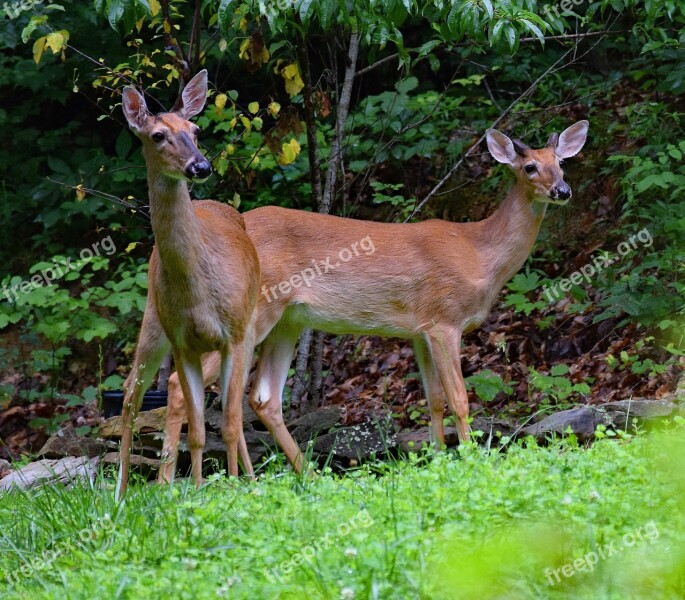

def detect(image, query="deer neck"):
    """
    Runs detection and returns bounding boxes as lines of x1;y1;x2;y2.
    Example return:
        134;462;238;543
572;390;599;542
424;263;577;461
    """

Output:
477;180;547;291
146;164;205;289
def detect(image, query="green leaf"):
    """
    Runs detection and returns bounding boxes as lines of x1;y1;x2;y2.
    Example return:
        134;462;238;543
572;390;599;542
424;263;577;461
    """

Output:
550;364;570;376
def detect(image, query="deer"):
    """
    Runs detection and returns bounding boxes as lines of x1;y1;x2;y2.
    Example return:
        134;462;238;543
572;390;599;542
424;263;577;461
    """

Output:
116;70;260;498
153;119;589;481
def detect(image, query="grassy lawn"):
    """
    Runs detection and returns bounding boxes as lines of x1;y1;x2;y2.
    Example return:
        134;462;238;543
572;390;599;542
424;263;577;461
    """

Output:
1;425;684;600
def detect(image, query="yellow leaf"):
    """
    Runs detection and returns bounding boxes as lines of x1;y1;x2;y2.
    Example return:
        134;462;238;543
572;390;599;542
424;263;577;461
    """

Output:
232;192;241;208
45;31;68;54
75;184;86;201
125;242;139;253
252;117;263;130
229;117;237;129
239;17;248;32
149;0;161;16
226;143;235;155
33;36;46;64
240;115;252;133
219;39;227;53
278;138;301;166
248;101;259;114
239;38;250;61
281;63;304;97
215;93;228;110
267;101;281;117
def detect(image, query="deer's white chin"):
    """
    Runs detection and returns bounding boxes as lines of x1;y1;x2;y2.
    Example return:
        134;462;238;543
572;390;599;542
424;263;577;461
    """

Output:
535;194;570;206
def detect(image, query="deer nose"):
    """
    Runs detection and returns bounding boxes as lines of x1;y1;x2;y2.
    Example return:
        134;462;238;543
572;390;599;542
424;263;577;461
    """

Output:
552;183;571;200
185;159;212;181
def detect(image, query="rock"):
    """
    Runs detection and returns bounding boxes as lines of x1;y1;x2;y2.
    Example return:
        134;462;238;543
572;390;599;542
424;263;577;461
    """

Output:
38;426;110;459
522;406;611;441
289;406;344;443
312;420;397;461
0;459;11;479
0;457;98;493
471;417;515;439
101;452;160;475
601;399;676;427
99;407;174;438
396;427;460;452
175;427;275;470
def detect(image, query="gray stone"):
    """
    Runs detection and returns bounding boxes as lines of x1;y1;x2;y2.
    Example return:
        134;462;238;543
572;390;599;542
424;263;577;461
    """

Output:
312;420;397;460
289;406;344;443
601;399;676;428
471;417;515;439
396;427;460;452
522;406;611;441
0;459;12;479
0;457;98;492
38;426;109;459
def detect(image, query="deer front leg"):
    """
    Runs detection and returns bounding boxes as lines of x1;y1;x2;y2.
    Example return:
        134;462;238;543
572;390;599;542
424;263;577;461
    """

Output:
118;301;170;500
425;325;471;443
220;344;255;479
413;338;447;449
158;352;221;484
221;333;254;479
174;351;207;487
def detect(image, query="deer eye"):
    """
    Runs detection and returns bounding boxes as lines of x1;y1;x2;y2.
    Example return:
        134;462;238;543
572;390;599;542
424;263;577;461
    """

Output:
524;164;537;174
152;132;165;143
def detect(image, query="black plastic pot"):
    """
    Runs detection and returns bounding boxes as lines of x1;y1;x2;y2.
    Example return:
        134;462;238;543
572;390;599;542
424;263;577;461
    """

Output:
102;390;217;419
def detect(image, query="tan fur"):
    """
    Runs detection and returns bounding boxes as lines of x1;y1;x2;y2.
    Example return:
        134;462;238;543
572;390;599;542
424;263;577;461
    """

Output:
117;72;259;497
157;121;588;479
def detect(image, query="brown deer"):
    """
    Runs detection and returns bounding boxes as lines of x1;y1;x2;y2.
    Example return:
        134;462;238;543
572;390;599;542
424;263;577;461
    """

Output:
117;70;260;497
155;120;589;480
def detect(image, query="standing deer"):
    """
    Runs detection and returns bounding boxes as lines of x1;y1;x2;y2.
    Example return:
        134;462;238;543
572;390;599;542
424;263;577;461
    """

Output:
154;120;588;480
117;70;260;497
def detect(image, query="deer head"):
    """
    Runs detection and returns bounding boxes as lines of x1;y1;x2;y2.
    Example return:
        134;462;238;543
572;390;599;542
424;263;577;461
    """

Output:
486;120;589;204
122;70;212;183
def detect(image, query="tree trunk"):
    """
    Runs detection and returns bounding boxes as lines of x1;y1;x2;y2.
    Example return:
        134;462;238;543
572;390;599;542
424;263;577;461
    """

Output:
292;31;360;411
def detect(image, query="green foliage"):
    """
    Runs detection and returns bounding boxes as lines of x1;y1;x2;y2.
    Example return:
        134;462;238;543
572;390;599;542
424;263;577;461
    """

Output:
465;369;514;403
0;427;684;597
528;364;591;407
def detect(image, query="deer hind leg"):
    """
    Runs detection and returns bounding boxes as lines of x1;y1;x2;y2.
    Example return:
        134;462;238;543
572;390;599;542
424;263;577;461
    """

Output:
425;325;470;443
118;301;170;500
413;338;447;449
174;351;207;487
158;352;221;484
248;323;303;472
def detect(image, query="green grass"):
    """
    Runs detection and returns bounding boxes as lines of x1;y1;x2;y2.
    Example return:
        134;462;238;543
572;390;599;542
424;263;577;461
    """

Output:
1;424;684;600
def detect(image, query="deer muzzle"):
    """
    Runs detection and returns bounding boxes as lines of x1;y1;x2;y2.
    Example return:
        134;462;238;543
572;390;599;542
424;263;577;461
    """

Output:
185;159;212;182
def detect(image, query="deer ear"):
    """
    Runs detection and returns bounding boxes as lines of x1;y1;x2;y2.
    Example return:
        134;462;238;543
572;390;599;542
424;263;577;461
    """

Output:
122;87;149;132
556;120;589;159
486;129;517;165
178;69;208;119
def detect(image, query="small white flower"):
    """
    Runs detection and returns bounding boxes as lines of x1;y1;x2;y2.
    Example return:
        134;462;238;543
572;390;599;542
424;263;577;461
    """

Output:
562;494;572;505
341;587;355;599
589;490;601;501
344;547;358;558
